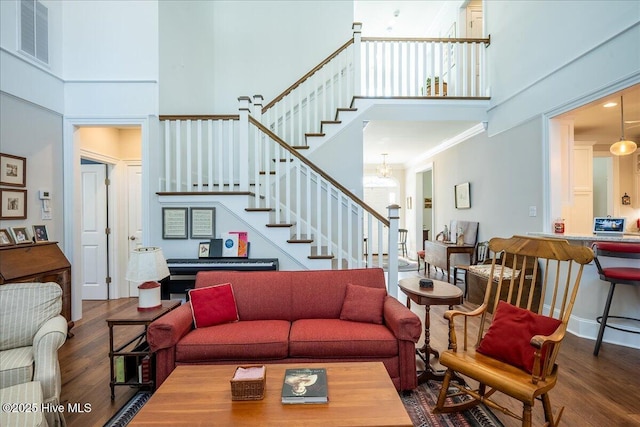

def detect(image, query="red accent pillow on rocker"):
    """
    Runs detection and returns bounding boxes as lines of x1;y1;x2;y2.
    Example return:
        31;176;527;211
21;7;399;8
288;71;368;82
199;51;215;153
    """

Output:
477;301;562;373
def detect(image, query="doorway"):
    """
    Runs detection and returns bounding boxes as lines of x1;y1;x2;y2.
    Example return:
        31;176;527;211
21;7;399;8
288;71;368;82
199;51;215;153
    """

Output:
64;120;146;314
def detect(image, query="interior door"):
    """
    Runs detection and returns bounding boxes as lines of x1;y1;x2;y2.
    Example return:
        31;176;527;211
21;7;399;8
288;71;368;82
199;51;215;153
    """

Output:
128;164;143;296
81;163;109;300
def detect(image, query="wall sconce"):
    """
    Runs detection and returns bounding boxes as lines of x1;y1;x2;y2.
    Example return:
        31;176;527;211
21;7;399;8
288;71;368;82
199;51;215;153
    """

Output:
622;193;631;205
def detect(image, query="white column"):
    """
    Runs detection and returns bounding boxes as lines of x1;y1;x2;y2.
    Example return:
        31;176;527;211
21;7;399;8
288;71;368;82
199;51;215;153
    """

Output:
238;96;252;191
352;22;362;97
387;204;400;298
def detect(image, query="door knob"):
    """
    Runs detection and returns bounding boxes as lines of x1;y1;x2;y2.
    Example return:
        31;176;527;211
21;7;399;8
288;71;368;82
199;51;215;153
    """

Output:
130;236;137;241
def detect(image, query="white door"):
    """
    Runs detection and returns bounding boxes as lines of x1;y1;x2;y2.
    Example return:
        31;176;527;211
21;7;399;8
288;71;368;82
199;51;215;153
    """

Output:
128;164;144;296
81;163;109;300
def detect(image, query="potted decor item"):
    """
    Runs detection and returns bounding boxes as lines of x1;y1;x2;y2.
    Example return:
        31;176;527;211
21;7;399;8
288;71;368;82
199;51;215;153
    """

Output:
424;77;447;96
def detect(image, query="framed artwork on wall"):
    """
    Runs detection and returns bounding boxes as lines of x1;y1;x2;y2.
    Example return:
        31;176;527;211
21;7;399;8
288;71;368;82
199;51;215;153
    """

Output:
190;207;215;239
0;189;27;219
455;182;471;209
162;207;188;239
0;153;26;187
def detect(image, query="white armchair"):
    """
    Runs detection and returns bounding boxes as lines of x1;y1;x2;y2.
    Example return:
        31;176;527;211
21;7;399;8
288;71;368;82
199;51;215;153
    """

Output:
0;282;67;427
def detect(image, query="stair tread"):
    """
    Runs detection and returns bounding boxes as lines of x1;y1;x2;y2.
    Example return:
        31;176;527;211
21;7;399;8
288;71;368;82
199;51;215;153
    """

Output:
305;133;325;137
292;146;310;149
308;255;335;260
266;223;294;228
245;208;273;212
287;239;314;243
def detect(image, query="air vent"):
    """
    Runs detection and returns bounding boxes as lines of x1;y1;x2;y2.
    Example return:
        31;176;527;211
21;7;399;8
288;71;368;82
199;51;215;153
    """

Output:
20;0;48;64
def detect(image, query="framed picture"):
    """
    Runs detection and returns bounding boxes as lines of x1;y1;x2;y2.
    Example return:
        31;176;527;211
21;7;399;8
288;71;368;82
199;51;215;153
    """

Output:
190;207;216;239
0;153;26;187
0;228;14;246
162;207;188;239
10;226;31;244
198;242;210;258
0;189;27;219
33;225;49;243
455;182;471;209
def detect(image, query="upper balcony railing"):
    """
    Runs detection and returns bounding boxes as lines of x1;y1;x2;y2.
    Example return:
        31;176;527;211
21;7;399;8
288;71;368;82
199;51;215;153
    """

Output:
261;23;490;148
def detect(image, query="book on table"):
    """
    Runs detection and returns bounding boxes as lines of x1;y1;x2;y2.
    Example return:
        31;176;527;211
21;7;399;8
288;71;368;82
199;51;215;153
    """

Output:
281;368;328;404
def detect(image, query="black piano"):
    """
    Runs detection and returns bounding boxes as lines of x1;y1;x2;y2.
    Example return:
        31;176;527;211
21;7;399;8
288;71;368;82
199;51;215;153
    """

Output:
163;257;279;298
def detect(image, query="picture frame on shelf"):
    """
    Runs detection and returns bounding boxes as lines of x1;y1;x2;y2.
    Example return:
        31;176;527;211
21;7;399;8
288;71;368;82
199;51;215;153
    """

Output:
190;207;215;239
198;242;210;258
455;182;471;209
0;153;26;187
162;207;188;239
10;226;31;244
0;189;27;219
0;228;14;246
33;225;49;243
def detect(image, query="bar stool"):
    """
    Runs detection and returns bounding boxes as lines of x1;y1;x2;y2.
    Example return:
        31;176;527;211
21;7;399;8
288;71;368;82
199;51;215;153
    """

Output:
591;241;640;356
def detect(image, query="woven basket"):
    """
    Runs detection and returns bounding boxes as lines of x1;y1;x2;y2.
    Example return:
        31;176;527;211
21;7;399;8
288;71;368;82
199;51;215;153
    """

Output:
230;365;266;401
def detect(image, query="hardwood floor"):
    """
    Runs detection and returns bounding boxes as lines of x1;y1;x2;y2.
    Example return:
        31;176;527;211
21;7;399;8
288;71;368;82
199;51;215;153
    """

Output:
58;271;640;426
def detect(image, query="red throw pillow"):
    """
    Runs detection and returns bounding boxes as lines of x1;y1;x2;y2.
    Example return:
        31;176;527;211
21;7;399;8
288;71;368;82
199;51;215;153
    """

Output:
340;283;387;324
477;301;562;373
189;283;239;328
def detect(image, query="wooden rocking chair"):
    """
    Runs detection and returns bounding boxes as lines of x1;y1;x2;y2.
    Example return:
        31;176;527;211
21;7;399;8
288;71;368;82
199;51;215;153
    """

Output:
433;235;594;427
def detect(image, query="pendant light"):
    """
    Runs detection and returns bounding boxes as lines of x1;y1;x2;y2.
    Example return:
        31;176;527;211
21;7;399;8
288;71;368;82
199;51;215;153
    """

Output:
376;153;392;178
610;95;637;156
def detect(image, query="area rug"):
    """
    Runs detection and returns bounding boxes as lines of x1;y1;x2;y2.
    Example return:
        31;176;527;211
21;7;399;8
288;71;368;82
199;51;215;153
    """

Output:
380;256;419;272
401;381;504;427
103;391;151;427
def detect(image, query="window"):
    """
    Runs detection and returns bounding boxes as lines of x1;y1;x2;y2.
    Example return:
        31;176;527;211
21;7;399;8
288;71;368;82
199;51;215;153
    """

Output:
20;0;48;64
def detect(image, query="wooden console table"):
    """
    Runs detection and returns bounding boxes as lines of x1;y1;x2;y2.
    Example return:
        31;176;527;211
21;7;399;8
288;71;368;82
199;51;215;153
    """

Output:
0;242;74;336
423;240;475;283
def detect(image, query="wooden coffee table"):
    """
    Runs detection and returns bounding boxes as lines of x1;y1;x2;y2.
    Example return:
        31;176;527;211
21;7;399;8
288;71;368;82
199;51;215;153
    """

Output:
128;362;412;426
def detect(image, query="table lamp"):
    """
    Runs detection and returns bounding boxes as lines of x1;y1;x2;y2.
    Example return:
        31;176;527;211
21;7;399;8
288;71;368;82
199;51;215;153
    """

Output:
125;246;170;311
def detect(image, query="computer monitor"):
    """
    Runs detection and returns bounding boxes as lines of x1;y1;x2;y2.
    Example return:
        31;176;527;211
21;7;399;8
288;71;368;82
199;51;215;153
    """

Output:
593;217;626;235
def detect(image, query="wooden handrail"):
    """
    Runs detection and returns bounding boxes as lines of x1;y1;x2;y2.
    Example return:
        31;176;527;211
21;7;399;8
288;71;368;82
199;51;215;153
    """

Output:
262;38;355;113
249;116;389;227
159;115;240;121
362;36;491;45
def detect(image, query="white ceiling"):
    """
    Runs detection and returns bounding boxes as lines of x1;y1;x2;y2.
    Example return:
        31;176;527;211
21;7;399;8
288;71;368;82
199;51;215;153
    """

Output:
356;2;640;167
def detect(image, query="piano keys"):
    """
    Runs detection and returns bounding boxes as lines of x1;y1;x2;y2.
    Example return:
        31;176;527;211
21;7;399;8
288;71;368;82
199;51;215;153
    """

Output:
164;257;279;298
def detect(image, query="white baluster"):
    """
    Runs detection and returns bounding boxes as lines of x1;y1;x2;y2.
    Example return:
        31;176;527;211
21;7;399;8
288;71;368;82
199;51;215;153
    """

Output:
175;120;182;191
196;120;202;191
186;120;192;191
164;120;171;192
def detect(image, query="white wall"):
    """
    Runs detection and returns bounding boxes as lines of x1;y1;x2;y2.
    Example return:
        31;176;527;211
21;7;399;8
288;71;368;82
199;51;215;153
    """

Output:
158;0;353;114
486;0;640;135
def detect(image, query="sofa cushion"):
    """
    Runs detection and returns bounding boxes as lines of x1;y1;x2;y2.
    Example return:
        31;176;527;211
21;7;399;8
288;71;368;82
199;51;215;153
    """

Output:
340;283;386;324
477;301;562;373
188;283;239;328
176;320;290;362
289;319;398;358
0;283;62;351
0;347;34;389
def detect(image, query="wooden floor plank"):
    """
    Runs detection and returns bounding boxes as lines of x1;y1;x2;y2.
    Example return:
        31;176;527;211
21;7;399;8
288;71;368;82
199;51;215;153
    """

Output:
58;270;640;426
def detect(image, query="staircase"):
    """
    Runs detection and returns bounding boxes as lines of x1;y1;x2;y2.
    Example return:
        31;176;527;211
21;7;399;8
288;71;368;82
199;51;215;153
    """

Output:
156;24;490;292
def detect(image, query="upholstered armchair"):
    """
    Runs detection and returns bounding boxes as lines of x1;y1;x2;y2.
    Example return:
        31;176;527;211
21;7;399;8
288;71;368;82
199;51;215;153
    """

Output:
0;282;68;427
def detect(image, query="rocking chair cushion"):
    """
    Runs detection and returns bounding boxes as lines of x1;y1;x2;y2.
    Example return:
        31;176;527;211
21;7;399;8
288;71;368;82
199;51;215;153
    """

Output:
477;301;561;373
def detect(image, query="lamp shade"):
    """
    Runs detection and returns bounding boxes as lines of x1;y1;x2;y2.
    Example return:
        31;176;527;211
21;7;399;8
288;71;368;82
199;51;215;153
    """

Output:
125;246;170;283
610;139;637;156
126;247;170;311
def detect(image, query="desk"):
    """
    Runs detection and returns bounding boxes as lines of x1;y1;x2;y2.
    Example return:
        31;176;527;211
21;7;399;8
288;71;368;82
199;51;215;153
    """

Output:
423;240;475;282
107;300;181;399
398;278;463;384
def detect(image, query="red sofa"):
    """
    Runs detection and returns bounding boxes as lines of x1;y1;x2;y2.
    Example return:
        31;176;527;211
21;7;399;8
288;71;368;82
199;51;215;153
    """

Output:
147;268;421;391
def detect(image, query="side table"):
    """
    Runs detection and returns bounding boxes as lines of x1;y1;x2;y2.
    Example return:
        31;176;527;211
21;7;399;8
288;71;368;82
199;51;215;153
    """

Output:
398;277;463;384
107;300;181;399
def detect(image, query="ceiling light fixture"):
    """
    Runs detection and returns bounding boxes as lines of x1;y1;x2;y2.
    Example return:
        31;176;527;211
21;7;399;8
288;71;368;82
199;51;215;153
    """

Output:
610;96;637;156
603;102;617;108
376;153;392;178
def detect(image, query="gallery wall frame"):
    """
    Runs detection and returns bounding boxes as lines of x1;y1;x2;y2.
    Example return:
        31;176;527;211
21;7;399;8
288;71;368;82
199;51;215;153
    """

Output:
190;207;216;239
455;182;471;209
162;207;188;239
0;153;26;187
0;189;27;219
